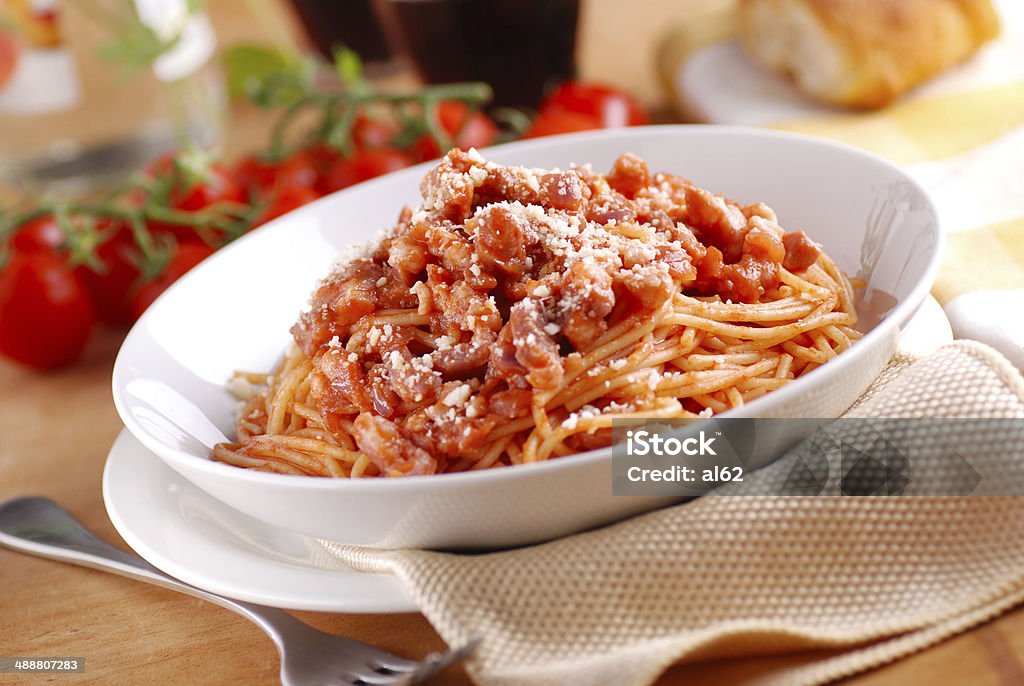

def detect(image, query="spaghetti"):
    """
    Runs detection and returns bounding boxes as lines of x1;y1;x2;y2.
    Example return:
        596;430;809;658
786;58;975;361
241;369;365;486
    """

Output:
213;149;861;477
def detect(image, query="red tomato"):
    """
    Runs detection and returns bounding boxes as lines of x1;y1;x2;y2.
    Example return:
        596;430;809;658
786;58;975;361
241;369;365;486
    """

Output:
256;185;320;226
169;163;245;213
299;144;348;196
302;143;344;170
540;81;649;128
235;150;322;202
323;148;414;193
0;252;96;369
438;101;499;148
352;113;399;151
147;153;246;211
130;242;215;319
10;215;63;253
273;152;320;191
413;101;499;161
523;109;602;138
146;154;247;242
76;222;142;325
233;155;278;197
10;215;141;325
0;31;18;89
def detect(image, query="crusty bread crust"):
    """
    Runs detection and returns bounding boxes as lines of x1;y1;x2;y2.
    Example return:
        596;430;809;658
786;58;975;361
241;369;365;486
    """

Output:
738;0;1001;109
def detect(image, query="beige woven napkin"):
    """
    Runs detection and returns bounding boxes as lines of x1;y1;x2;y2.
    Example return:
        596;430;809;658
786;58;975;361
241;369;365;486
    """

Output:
324;341;1024;686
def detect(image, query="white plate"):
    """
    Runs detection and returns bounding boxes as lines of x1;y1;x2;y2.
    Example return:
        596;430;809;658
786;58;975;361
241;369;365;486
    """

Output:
102;429;417;613
112;126;943;549
675;0;1024;126
101;291;950;612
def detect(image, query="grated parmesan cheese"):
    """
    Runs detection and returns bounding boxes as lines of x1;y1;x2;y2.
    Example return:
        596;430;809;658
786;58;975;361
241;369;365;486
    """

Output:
468;166;487;186
368;327;382;348
442;384;472;407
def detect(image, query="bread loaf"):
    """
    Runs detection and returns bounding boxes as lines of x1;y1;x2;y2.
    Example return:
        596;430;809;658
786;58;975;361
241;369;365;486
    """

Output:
738;0;1000;109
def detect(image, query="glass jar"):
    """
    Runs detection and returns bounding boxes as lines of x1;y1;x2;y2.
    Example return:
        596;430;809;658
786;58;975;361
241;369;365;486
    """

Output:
0;0;225;198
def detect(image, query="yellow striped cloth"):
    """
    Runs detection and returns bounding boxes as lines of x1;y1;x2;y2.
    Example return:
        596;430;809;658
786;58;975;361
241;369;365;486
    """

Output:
662;0;1024;366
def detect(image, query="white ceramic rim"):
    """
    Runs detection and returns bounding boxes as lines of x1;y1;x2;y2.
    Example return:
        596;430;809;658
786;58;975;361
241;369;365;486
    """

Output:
112;125;944;493
101;429;417;612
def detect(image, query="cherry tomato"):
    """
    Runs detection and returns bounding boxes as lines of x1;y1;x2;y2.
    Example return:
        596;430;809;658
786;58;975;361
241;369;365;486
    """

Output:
10;215;63;253
540;81;649;128
412;101;499;162
352;113;399;151
169;163;246;213
130;242;216;319
274;152;320;193
144;154;245;210
0;252;96;369
233;155;279;197
0;30;19;89
323;148;414;193
302;143;344;170
76;222;142;325
299;144;348;195
235;150;321;199
256;185;320;226
146;154;247;243
438;101;499;148
523;109;602;138
9;216;142;325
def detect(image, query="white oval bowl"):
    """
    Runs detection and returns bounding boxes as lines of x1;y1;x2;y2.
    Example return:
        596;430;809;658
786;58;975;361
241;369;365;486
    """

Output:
112;126;941;550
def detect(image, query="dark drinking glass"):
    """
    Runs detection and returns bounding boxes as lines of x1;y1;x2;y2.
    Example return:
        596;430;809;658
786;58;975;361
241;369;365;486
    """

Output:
289;0;395;63
385;0;579;108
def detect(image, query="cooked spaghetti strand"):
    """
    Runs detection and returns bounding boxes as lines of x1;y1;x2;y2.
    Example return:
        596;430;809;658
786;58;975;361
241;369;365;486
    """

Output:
214;150;860;477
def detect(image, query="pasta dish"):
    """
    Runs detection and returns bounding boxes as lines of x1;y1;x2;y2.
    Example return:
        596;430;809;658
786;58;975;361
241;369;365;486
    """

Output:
213;149;860;477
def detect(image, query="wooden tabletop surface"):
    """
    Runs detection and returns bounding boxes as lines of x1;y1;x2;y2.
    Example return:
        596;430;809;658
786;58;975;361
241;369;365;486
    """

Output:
3;1;1024;684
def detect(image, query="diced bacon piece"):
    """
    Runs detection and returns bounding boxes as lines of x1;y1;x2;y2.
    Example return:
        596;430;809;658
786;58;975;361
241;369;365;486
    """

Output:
783;230;821;272
474;204;530;277
681;183;748;262
354;413;437;476
432;339;491;378
606;153;651;199
292;259;379;355
559;260;615;349
387;231;429;280
383;349;442;405
542;171;587;211
744;226;786;263
420;150;476;221
510;298;563;390
620;264;677;310
313;351;373;415
489;387;533;418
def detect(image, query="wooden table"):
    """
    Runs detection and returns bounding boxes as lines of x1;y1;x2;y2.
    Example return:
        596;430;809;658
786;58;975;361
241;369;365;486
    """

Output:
3;1;1024;684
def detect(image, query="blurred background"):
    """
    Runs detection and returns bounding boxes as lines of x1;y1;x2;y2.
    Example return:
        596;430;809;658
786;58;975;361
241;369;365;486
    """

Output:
0;0;718;199
0;0;1019;372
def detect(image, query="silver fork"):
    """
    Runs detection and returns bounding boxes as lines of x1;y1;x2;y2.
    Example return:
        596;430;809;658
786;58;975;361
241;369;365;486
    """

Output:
0;497;478;686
